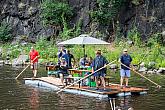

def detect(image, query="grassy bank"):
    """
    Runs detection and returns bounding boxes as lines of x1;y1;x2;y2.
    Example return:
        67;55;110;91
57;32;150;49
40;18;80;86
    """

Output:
0;38;165;68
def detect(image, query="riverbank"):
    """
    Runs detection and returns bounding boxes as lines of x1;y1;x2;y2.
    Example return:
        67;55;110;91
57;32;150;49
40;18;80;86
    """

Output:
0;39;165;73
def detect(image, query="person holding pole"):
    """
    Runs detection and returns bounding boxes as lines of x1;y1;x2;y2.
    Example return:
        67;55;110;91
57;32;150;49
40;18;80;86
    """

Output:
91;50;108;89
57;45;67;65
29;47;40;78
119;49;132;87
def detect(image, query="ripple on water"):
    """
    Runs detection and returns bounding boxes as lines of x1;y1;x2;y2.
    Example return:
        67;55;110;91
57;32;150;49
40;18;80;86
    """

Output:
0;66;165;110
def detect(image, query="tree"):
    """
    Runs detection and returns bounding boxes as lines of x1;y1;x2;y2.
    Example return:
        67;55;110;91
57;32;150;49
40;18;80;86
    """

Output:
41;0;73;40
0;22;12;42
91;0;123;25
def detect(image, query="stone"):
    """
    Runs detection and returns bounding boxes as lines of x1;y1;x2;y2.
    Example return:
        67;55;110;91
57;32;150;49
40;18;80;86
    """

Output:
147;70;155;74
0;60;4;64
12;55;29;66
0;48;2;57
109;64;118;69
157;69;163;74
159;67;165;71
139;67;147;72
162;31;165;36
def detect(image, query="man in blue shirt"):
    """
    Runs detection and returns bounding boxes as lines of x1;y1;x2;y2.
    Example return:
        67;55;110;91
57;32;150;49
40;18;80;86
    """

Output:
119;49;132;87
79;54;88;67
62;50;75;69
91;50;108;89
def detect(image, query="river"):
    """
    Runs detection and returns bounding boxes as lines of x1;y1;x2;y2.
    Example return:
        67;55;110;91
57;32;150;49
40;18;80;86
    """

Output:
0;65;165;110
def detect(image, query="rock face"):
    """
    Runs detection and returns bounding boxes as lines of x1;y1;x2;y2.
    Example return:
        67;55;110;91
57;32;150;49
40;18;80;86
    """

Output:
12;55;28;66
0;0;165;42
119;0;165;39
0;0;54;43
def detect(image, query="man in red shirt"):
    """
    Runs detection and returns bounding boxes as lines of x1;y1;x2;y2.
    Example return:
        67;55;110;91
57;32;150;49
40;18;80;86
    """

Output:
29;47;40;78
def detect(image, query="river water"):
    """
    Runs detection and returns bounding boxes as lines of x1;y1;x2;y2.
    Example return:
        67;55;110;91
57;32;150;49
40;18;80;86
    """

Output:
0;65;165;110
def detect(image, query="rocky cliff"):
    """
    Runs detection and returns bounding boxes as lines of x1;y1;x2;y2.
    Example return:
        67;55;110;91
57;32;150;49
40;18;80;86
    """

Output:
0;0;165;43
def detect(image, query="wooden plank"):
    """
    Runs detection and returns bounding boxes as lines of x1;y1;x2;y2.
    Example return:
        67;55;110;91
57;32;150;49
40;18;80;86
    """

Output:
68;86;120;95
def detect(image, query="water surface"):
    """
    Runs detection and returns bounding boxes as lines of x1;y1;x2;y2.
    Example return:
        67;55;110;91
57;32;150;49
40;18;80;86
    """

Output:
0;65;165;110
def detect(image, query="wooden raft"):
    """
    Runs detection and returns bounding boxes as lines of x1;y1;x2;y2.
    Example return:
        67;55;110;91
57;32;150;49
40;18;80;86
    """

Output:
24;77;148;97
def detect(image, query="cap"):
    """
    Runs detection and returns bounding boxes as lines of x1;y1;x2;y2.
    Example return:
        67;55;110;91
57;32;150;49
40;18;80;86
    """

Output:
123;49;128;52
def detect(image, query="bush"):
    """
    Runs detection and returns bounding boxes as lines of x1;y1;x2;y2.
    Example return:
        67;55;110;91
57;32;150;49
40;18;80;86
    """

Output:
0;22;12;42
127;26;141;46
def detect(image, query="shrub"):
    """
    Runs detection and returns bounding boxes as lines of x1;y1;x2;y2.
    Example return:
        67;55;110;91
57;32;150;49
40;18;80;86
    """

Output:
0;22;12;42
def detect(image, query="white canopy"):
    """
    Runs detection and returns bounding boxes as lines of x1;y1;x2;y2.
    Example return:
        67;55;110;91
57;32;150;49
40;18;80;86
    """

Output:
58;34;110;45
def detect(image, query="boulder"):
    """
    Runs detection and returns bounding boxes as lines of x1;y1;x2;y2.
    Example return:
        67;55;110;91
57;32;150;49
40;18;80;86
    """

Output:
12;55;29;65
109;64;118;69
147;70;155;74
0;60;4;64
157;68;165;74
156;69;163;74
139;67;147;72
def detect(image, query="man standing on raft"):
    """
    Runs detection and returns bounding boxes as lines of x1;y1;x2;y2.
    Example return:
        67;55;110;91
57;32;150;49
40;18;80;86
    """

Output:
119;49;132;87
29;47;40;78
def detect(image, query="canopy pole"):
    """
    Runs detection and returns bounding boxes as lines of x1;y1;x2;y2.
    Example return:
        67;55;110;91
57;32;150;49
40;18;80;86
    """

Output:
83;44;85;66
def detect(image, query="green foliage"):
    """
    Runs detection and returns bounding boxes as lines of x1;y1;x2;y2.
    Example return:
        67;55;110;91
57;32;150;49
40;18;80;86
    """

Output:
59;17;82;39
127;26;141;46
41;0;73;26
90;0;123;25
0;22;12;42
114;22;122;44
1;38;165;68
35;37;57;61
147;33;165;47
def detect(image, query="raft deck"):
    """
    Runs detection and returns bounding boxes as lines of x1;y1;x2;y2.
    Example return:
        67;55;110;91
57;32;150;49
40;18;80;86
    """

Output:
24;77;148;98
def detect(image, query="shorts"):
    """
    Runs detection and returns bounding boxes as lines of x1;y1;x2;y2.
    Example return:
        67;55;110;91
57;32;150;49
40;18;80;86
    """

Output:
120;69;130;77
94;71;105;77
31;62;38;70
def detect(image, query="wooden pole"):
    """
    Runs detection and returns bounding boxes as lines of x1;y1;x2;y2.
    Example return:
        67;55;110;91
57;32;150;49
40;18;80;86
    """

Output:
113;98;115;110
56;60;117;94
109;98;114;110
15;56;38;79
120;62;161;88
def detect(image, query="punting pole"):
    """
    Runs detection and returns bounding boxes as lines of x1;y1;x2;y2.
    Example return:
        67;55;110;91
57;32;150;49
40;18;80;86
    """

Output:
113;98;115;110
15;56;38;79
120;62;161;88
109;98;114;110
56;60;117;94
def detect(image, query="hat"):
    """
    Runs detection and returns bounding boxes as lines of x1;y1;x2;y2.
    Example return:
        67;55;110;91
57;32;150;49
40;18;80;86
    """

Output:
123;49;128;52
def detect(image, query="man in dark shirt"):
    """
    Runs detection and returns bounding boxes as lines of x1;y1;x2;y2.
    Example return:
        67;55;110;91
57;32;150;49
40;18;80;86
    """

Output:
91;50;108;89
119;49;132;87
62;50;75;69
57;46;67;65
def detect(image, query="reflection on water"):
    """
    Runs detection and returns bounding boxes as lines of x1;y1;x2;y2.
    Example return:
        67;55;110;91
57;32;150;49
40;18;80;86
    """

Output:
29;88;39;110
118;97;133;110
0;66;165;110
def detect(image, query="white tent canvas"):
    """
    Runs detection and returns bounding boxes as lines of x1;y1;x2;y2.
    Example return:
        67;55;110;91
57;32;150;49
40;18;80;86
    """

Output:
58;34;110;45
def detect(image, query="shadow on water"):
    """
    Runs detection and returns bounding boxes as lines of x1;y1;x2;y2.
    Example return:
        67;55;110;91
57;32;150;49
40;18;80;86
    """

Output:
0;65;165;110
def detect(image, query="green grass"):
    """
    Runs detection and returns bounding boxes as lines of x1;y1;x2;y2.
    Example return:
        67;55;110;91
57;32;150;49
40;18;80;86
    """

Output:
0;39;165;67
